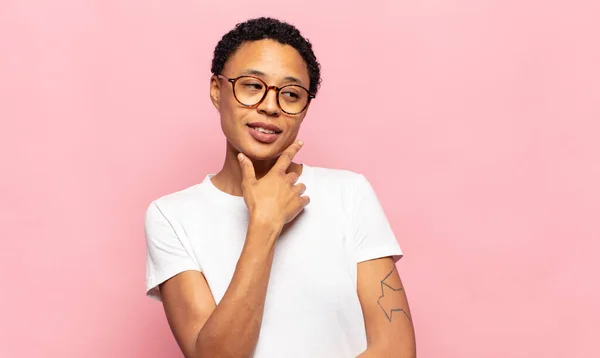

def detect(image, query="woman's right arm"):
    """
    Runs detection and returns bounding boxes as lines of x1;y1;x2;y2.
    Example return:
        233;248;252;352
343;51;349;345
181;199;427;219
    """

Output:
160;217;282;358
160;141;308;358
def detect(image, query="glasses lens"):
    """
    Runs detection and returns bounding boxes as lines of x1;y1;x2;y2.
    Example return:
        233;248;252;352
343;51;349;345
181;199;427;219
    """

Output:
278;85;309;114
232;77;310;114
233;77;266;106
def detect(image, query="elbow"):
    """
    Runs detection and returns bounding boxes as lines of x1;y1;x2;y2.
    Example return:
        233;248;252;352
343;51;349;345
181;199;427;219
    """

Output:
192;334;253;358
193;348;252;358
364;342;416;358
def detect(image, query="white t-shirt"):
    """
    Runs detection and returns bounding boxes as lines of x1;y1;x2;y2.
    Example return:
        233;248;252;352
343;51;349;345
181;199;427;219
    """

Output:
145;164;403;358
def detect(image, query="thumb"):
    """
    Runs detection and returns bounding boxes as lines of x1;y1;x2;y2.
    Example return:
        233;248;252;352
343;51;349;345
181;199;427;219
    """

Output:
238;153;256;181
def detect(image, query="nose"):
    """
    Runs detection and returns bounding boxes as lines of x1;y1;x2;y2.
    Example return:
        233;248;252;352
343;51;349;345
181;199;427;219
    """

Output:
256;86;280;117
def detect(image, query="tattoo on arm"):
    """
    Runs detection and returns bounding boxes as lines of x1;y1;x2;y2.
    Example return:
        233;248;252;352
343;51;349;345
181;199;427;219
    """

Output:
377;268;411;323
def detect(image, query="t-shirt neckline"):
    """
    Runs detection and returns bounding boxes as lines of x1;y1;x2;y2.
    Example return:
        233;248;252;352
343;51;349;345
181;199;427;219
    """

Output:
202;163;310;211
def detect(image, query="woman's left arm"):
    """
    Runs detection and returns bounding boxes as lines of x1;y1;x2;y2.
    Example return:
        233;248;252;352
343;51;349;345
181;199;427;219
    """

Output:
355;256;416;358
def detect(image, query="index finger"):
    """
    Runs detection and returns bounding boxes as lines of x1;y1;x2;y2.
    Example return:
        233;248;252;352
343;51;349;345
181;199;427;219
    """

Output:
274;140;303;173
238;153;256;181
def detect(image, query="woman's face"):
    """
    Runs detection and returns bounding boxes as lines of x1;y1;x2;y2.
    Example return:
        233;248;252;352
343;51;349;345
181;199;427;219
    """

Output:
210;39;312;161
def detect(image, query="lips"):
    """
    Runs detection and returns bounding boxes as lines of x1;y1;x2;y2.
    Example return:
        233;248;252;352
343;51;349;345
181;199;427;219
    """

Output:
247;122;282;134
246;122;282;144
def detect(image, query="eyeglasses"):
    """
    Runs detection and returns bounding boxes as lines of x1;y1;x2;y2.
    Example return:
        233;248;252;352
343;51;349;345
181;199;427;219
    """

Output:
216;74;315;115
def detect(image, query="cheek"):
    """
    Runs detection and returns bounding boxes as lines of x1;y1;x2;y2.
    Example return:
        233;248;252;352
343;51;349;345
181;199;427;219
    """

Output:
286;122;301;137
218;88;243;116
280;118;304;145
219;106;252;139
218;92;242;122
288;114;305;134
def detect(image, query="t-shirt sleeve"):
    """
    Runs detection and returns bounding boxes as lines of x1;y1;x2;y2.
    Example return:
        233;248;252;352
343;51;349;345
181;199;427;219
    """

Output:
351;174;403;263
144;201;202;301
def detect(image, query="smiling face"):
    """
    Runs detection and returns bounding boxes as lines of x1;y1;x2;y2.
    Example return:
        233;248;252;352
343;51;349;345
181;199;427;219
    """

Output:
210;39;312;161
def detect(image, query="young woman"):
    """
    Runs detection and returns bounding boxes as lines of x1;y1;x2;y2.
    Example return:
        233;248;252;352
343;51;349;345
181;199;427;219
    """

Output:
145;17;416;358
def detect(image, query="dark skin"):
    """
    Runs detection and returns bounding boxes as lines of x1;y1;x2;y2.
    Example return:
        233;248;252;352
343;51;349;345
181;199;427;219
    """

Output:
209;39;309;194
158;39;416;358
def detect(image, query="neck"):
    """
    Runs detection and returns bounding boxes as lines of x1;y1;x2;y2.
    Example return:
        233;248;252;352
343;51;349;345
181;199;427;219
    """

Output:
211;141;302;197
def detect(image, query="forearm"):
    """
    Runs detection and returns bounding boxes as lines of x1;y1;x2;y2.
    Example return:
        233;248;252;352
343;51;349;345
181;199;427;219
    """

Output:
194;218;281;358
356;349;379;358
356;346;416;358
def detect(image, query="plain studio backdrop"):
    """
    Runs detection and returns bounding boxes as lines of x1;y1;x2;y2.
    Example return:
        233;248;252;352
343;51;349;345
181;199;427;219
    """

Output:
1;0;598;357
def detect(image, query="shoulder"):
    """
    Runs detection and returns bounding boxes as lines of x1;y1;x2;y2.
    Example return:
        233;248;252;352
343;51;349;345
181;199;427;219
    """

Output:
306;165;364;185
305;164;371;192
303;165;375;208
145;182;206;220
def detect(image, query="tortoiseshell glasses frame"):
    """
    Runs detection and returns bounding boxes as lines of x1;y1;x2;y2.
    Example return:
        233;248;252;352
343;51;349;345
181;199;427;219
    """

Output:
216;74;315;115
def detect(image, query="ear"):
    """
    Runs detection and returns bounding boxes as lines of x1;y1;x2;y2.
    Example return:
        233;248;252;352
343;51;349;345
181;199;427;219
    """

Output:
209;75;220;110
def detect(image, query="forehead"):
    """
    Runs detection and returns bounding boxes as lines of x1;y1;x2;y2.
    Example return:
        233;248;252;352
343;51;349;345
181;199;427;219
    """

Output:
223;39;310;87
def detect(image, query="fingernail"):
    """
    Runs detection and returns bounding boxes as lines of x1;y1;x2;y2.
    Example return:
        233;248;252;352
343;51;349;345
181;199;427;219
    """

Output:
298;140;304;146
238;153;244;162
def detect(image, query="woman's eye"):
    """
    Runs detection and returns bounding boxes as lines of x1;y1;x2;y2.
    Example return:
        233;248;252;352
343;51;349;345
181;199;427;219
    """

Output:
282;91;299;99
244;83;263;90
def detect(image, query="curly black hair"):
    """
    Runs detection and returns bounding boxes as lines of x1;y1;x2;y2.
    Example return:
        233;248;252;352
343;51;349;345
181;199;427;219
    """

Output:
211;17;322;95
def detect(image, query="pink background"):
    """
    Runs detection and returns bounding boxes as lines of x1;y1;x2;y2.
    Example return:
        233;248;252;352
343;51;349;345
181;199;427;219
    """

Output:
1;0;598;357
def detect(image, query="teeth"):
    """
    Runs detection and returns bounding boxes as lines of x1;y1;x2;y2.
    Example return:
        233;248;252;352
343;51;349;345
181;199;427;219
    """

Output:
255;127;276;134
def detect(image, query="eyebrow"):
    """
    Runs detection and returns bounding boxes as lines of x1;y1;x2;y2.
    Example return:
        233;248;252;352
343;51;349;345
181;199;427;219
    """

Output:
239;69;305;87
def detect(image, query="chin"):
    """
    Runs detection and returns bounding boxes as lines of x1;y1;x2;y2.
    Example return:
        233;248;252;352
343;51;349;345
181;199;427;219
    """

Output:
240;141;286;161
224;124;297;161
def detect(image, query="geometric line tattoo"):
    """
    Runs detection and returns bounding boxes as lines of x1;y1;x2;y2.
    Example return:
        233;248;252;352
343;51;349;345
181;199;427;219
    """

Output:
377;268;412;323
